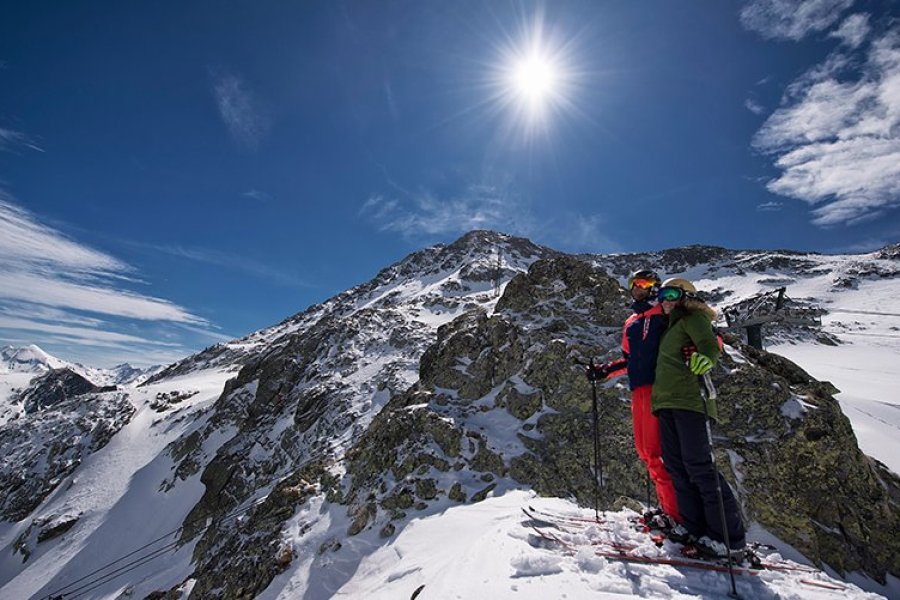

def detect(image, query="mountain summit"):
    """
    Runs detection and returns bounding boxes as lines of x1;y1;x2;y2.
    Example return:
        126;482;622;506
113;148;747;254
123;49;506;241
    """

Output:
0;344;66;374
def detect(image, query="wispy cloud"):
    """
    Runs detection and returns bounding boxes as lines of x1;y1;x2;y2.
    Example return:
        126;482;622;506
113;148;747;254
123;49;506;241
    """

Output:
751;26;900;226
745;98;765;115
359;174;620;253
145;243;314;288
0;127;44;153
384;80;400;121
242;189;271;201
212;71;269;150
360;182;537;239
0;193;216;366
740;0;854;41
551;212;622;253
756;201;784;212
829;13;871;49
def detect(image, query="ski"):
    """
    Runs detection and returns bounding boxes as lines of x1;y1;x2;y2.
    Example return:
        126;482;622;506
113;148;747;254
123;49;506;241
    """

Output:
522;508;638;552
527;521;847;591
525;506;829;575
525;505;607;525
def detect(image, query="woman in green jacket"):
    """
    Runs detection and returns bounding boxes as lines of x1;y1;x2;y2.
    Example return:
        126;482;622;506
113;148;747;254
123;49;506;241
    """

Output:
651;277;745;559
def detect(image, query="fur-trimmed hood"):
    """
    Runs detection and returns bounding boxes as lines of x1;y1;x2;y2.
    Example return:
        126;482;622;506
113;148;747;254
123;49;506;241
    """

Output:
682;297;717;321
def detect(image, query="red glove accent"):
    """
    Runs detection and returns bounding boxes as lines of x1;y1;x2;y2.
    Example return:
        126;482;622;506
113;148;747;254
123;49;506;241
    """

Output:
681;345;697;363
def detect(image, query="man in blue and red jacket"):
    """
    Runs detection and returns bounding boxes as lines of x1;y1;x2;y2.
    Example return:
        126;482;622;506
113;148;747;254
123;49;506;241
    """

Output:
588;269;681;527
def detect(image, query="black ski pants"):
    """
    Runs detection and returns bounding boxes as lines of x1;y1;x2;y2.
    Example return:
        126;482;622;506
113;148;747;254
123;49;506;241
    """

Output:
656;408;745;548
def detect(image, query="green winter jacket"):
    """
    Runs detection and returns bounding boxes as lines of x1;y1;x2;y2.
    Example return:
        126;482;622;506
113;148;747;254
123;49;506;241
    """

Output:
651;301;721;421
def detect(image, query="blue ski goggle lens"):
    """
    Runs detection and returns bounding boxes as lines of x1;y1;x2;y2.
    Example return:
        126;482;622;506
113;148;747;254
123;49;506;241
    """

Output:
658;287;684;302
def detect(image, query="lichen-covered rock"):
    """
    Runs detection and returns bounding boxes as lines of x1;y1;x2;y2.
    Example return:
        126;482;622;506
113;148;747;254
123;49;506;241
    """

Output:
713;343;900;582
497;383;542;420
449;482;467;502
344;258;645;539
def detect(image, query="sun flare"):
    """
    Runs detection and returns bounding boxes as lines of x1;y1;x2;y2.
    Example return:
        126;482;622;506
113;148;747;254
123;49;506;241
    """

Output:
489;15;580;139
512;53;559;105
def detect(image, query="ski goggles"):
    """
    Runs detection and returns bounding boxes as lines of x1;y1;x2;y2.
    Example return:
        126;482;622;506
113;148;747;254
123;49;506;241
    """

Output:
657;286;685;302
629;278;657;290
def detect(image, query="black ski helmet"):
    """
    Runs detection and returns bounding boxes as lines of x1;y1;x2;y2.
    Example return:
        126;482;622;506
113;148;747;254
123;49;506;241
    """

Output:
627;269;661;290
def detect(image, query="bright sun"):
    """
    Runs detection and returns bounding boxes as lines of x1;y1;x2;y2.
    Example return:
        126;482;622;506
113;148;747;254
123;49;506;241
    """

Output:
512;53;559;105
493;17;577;135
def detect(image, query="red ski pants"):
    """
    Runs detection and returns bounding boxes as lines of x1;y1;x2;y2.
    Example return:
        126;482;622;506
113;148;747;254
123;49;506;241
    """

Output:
632;385;681;521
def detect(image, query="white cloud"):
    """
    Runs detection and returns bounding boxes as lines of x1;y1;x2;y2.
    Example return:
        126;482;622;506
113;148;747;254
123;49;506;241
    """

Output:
830;13;871;49
140;243;313;288
360;178;620;253
740;0;855;41
552;213;622;253
745;98;765;115
0;194;216;366
0;127;43;153
360;183;536;239
0;315;181;348
0;196;128;275
384;80;400;121
752;30;900;226
0;270;204;323
212;72;269;150
757;201;784;211
242;189;271;201
0;128;25;151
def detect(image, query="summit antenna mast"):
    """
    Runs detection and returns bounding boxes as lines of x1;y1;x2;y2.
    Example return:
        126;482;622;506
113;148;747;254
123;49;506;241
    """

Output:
494;248;503;297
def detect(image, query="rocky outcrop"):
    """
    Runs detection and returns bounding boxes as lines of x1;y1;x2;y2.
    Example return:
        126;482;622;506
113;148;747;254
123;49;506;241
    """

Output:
719;344;900;582
185;463;324;600
18;368;104;413
0;391;134;522
875;243;900;260
341;255;900;584
343;258;642;538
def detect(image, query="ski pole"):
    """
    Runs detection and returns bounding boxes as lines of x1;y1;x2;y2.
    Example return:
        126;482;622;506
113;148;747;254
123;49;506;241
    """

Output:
574;357;603;520
701;372;717;400
589;363;603;519
646;472;652;512
697;372;739;599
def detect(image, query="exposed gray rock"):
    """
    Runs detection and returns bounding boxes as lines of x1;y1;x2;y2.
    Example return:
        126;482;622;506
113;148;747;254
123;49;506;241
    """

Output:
19;368;105;413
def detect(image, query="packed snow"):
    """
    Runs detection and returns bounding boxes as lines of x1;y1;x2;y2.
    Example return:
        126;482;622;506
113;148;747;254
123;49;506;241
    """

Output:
277;491;886;600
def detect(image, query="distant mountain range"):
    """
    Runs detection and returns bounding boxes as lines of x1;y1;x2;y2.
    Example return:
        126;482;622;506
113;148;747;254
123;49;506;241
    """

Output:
1;231;897;599
1;344;162;385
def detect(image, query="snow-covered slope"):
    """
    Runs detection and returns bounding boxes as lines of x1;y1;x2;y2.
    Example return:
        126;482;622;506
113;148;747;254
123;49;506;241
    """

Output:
0;233;898;600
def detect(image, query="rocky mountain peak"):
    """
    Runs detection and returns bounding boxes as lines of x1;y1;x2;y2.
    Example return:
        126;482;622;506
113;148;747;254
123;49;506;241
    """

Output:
876;242;900;260
18;368;105;413
0;344;65;374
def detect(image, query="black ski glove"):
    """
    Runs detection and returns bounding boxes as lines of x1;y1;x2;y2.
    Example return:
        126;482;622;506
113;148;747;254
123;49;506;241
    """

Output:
586;363;611;382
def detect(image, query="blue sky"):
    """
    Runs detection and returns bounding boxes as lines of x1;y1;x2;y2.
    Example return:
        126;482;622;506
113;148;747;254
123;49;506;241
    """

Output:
1;0;898;367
